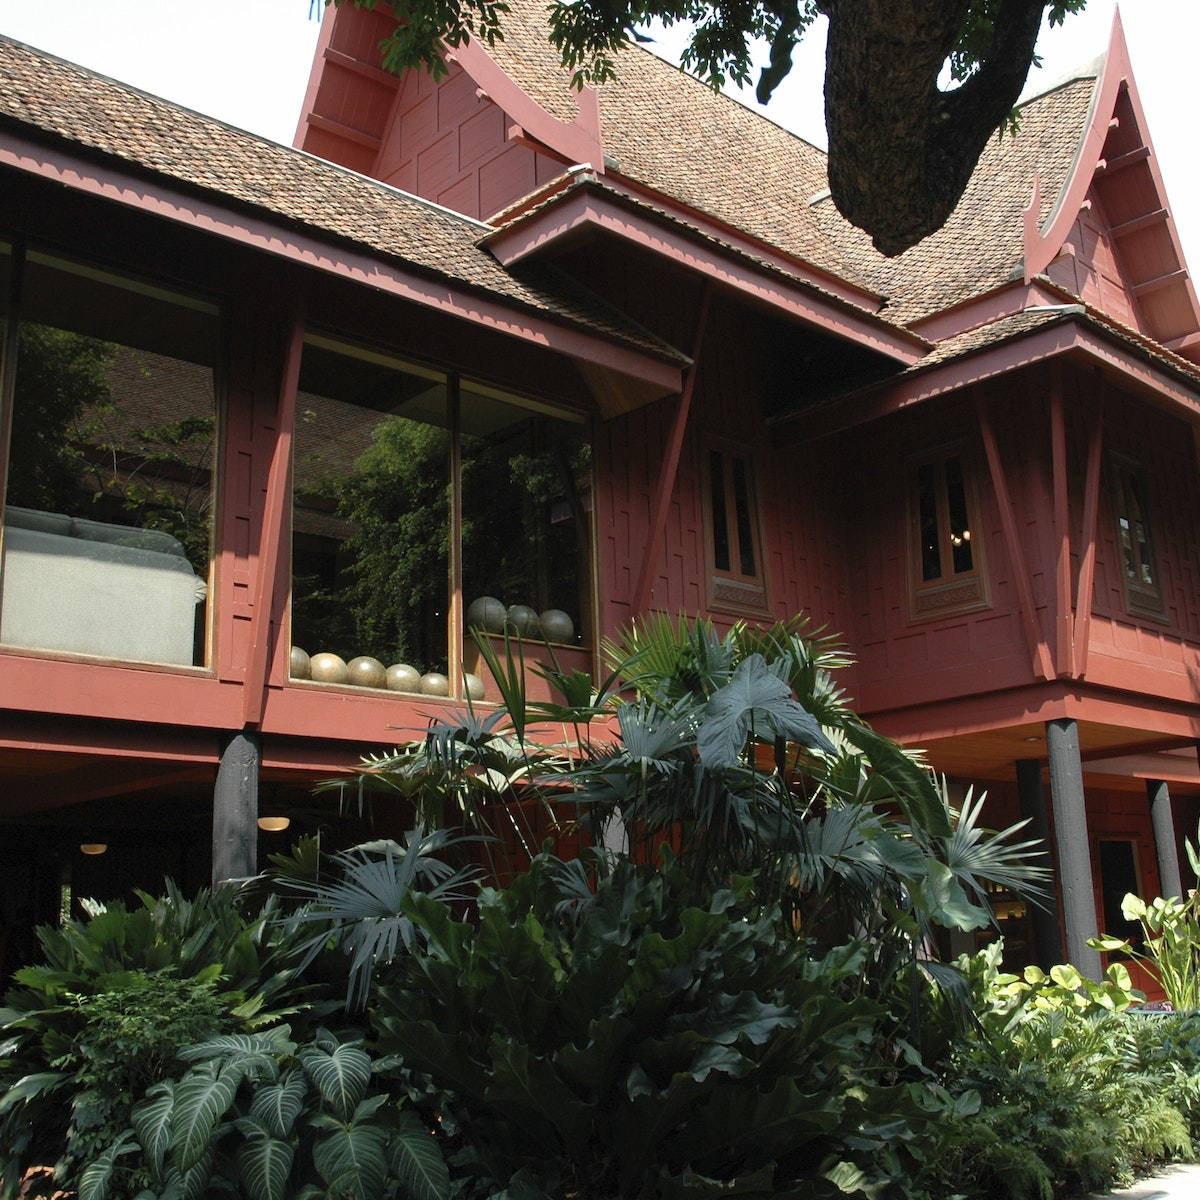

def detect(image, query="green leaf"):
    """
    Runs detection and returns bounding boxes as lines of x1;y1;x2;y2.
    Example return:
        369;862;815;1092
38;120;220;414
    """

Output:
311;1118;388;1200
249;1068;309;1137
0;1070;66;1114
171;1065;241;1171
391;1110;451;1200
300;1040;372;1121
236;1132;295;1200
132;1082;176;1175
842;722;951;837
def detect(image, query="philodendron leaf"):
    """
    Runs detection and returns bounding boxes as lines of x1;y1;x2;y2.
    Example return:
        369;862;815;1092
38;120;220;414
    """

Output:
133;1082;176;1175
78;1133;137;1200
698;655;834;770
311;1118;388;1200
249;1068;309;1138
172;1065;241;1171
391;1110;451;1200
236;1131;296;1200
300;1040;372;1121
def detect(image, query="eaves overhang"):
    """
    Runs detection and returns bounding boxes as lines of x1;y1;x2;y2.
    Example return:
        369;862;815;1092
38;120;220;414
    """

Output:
479;176;930;368
0;128;684;399
772;308;1200;444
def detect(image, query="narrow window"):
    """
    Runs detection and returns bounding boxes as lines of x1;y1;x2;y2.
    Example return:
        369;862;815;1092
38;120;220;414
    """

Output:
1111;456;1164;619
704;442;769;616
906;446;988;621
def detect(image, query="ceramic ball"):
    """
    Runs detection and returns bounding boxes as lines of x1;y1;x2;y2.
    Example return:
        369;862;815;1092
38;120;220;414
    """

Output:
466;595;507;634
506;604;541;638
347;656;388;688
420;671;450;696
309;651;349;685
538;609;574;644
464;672;485;701
386;663;422;693
289;645;312;679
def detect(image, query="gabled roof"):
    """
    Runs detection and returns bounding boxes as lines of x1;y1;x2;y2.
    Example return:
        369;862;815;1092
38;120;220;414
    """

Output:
0;34;686;395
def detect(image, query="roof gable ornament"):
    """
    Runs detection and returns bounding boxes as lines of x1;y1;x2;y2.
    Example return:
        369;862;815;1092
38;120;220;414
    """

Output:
1023;7;1200;360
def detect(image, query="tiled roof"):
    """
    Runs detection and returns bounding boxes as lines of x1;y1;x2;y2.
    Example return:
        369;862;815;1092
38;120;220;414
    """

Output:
811;73;1100;324
484;0;868;287
0;35;683;365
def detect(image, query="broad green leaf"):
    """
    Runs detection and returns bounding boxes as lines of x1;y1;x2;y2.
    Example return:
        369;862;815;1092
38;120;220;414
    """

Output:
391;1110;451;1200
841;722;951;837
132;1083;176;1175
300;1041;372;1121
172;1066;241;1171
250;1068;309;1137
311;1119;388;1200
236;1133;295;1200
0;1070;66;1114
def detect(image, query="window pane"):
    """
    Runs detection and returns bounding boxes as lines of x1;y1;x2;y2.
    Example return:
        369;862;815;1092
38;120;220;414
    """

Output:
710;450;730;572
290;340;449;687
461;384;590;645
1;252;217;666
1125;472;1153;586
917;461;941;582
944;456;974;574
731;455;757;577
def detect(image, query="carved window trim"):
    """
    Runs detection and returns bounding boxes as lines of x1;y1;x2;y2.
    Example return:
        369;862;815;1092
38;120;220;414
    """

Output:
1109;452;1166;622
701;440;771;618
905;443;990;623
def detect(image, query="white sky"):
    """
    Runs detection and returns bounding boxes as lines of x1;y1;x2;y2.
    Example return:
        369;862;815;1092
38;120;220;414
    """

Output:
1;0;1197;269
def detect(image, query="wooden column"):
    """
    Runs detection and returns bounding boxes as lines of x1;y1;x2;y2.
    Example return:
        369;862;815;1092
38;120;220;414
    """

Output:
1045;718;1103;978
213;730;260;886
1016;757;1062;968
1147;777;1183;901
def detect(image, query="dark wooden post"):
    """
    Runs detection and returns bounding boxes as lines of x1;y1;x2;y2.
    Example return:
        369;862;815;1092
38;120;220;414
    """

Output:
1016;757;1062;968
1045;718;1103;978
1147;778;1183;901
213;730;260;885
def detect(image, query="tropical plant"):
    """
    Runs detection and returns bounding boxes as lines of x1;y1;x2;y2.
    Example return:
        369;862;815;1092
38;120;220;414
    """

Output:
1089;830;1200;1011
0;882;328;1197
372;848;959;1200
111;1026;450;1200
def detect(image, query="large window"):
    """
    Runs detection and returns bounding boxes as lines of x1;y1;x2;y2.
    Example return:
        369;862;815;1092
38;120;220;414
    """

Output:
288;336;591;699
905;446;989;621
703;442;769;616
1110;455;1164;620
0;246;218;666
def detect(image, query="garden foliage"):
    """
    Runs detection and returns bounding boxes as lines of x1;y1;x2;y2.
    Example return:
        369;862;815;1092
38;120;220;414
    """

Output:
0;616;1196;1200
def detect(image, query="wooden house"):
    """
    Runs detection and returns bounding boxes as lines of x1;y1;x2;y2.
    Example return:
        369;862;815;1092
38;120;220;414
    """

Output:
1;4;1198;980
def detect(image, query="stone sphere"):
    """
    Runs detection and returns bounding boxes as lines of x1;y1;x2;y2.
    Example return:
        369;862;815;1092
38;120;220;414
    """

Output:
309;652;349;685
466;595;507;634
289;645;312;679
386;663;422;693
506;604;541;638
538;609;574;644
464;672;486;701
420;671;450;696
347;656;388;688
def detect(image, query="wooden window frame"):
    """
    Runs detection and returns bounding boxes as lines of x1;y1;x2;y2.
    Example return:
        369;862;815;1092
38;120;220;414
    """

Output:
1108;452;1166;622
904;443;990;623
701;439;771;618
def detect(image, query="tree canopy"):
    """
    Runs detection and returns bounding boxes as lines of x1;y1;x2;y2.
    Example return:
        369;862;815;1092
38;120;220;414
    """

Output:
340;0;1086;255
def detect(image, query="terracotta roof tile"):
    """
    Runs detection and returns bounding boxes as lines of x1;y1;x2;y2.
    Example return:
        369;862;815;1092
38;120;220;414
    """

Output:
485;0;867;285
0;35;681;364
810;74;1100;324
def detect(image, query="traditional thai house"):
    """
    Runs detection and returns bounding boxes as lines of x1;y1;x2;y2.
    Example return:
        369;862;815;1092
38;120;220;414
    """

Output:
1;3;1198;981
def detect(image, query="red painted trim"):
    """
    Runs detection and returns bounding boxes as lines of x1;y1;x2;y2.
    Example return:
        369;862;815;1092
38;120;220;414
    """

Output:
780;320;1200;443
632;281;712;615
1050;364;1074;677
909;278;1064;343
243;298;306;727
293;5;338;149
976;393;1055;682
1074;377;1105;678
0;134;682;393
483;187;926;364
444;36;605;170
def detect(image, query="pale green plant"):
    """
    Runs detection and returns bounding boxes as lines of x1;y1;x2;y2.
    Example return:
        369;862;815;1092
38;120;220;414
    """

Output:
1089;829;1200;1011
